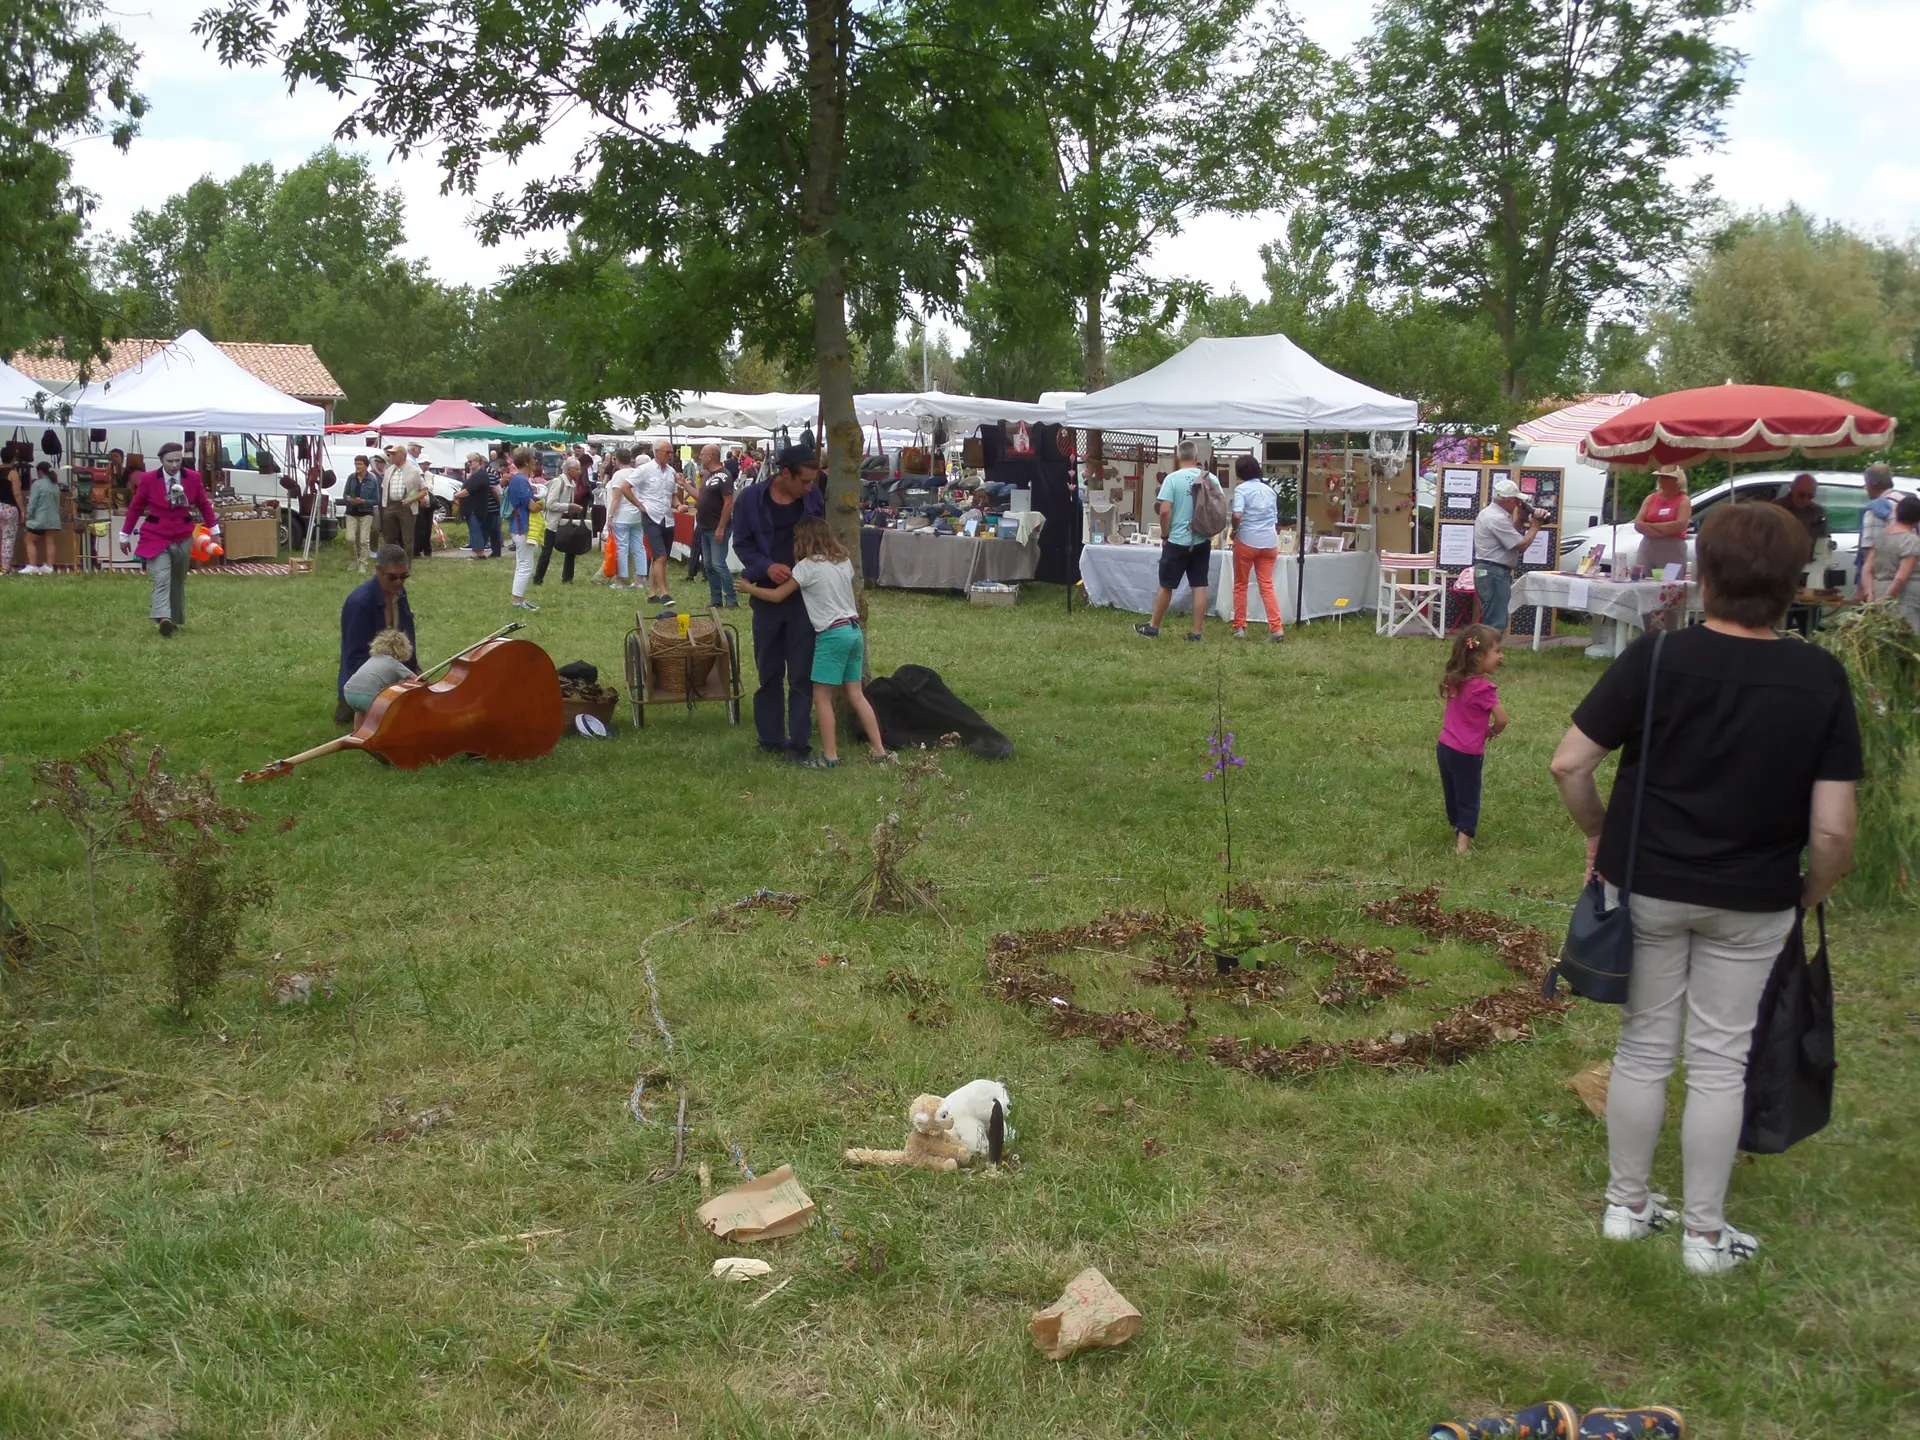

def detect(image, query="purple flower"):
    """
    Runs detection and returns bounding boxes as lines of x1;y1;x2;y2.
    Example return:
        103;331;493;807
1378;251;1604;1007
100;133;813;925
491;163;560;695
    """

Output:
1202;724;1245;781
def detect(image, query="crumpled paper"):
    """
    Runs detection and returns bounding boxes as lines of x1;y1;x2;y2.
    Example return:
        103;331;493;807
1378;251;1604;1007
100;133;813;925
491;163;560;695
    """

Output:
1566;1060;1612;1119
1029;1267;1142;1360
711;1257;773;1283
695;1164;815;1242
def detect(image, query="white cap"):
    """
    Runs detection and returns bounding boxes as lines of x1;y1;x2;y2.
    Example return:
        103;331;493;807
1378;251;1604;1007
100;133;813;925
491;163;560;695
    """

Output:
1492;478;1522;499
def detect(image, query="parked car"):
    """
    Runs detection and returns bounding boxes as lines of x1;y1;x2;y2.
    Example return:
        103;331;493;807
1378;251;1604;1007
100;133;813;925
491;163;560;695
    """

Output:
1557;469;1919;576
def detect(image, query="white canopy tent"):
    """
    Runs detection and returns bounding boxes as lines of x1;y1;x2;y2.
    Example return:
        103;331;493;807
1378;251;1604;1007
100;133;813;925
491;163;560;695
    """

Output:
66;330;326;435
654;391;818;431
772;391;1067;429
368;400;428;429
1063;334;1417;433
1065;335;1419;626
1;357;54;426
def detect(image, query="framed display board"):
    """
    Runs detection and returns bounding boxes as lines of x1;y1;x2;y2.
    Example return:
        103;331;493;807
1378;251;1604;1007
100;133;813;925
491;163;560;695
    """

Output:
1507;467;1563;640
1436;467;1484;630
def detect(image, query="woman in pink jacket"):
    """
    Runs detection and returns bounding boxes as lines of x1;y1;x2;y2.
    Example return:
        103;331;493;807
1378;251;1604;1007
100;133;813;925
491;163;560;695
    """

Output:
119;441;216;636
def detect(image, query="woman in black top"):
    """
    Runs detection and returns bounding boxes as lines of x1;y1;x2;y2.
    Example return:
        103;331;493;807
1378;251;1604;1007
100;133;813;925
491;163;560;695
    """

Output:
1550;501;1860;1277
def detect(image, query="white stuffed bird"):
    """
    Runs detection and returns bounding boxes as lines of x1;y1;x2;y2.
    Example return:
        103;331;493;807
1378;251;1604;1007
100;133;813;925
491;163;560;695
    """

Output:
938;1080;1013;1162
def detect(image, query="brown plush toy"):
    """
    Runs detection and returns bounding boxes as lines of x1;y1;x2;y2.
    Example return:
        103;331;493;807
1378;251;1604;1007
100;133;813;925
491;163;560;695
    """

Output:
845;1094;972;1172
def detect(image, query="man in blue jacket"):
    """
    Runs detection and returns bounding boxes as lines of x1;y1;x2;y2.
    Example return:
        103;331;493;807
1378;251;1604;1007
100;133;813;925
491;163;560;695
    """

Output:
731;444;826;757
334;544;420;724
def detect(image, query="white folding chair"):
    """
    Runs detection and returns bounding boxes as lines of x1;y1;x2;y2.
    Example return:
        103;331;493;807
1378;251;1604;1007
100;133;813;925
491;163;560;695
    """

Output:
1375;550;1445;638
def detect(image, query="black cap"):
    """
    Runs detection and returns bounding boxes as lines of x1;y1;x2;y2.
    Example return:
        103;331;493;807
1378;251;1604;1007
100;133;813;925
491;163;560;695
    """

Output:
157;441;184;459
775;444;819;472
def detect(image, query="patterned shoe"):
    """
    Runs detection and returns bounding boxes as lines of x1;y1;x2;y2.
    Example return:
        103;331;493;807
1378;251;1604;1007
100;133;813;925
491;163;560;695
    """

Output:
1429;1400;1578;1438
1602;1193;1678;1242
1578;1405;1685;1438
1682;1223;1758;1276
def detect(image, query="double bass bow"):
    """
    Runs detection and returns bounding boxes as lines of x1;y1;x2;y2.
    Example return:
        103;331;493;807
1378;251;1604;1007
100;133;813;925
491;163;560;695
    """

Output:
240;623;566;783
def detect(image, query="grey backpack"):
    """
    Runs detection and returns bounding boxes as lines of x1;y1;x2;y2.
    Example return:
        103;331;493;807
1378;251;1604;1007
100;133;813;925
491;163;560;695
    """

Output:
1188;472;1229;539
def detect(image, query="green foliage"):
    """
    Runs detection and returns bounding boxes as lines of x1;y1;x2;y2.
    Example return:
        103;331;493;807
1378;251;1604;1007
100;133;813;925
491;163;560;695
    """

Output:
1324;0;1744;404
1201;902;1264;955
1816;606;1920;907
99;147;575;422
1649;210;1920;472
157;855;272;1019
974;0;1321;388
0;0;145;363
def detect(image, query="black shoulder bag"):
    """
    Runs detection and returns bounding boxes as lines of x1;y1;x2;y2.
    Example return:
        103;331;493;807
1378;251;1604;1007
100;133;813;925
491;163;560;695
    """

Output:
1739;905;1834;1154
1545;628;1666;1005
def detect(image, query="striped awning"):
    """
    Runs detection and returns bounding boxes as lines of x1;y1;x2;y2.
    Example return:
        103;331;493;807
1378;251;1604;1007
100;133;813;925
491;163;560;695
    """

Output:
1512;393;1645;448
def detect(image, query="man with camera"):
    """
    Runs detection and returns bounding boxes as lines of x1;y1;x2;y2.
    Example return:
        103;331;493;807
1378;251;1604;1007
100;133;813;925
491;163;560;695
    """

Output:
1472;477;1543;632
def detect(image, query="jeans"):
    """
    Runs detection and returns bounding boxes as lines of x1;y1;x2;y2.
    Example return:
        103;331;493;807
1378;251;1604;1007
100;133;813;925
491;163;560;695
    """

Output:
698;525;736;606
1435;742;1484;837
751;593;817;754
146;539;190;624
1231;541;1282;631
1473;563;1513;631
466;509;485;554
533;532;576;584
1604;891;1795;1233
613;521;647;581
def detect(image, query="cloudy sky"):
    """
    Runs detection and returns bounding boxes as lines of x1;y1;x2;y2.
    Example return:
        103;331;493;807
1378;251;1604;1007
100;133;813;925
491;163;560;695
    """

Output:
71;0;1920;300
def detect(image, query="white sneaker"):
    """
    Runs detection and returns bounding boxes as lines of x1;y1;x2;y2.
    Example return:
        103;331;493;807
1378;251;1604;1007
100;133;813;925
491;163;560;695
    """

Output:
1683;1223;1759;1276
1602;1193;1679;1242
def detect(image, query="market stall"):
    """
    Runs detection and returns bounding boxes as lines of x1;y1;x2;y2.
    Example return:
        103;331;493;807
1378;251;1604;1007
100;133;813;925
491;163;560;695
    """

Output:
1512;572;1700;656
65;330;325;571
865;524;1043;592
1080;545;1375;624
1064;335;1419;622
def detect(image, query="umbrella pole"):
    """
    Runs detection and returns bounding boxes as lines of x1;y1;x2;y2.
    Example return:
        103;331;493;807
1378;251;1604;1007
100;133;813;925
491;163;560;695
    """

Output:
1295;429;1311;628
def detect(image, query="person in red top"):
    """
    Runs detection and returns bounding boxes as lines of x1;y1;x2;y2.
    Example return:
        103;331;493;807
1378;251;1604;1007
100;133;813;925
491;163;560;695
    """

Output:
119;441;217;637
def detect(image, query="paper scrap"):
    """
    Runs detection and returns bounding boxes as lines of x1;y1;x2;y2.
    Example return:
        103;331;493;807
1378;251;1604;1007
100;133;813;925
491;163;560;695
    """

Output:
1029;1267;1143;1361
696;1163;815;1242
711;1257;773;1283
1566;1060;1612;1119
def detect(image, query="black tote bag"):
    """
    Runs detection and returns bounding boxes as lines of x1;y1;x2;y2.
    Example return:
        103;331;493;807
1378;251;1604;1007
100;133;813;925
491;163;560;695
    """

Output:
1740;906;1835;1154
1545;628;1666;1005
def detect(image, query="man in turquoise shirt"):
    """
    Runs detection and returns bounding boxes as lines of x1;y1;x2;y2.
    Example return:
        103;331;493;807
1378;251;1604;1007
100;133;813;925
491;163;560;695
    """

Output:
1136;439;1212;640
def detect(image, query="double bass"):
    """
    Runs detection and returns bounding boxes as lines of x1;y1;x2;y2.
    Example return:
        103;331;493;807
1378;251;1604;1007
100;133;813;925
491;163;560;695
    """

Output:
240;624;566;783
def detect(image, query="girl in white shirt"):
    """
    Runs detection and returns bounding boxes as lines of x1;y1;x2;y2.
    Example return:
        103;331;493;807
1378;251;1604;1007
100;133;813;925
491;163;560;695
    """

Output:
737;518;892;767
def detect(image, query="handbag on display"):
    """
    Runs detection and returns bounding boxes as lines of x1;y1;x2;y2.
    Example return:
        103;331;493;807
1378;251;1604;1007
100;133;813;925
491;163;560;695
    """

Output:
1739;906;1835;1154
1544;628;1667;1005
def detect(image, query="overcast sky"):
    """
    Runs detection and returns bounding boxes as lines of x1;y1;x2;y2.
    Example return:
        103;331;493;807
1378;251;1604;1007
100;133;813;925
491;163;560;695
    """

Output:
71;0;1920;304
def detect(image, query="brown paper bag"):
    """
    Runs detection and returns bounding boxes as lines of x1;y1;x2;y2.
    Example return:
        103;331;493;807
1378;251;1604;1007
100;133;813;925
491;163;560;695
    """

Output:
696;1164;815;1242
1029;1267;1142;1360
1566;1060;1612;1119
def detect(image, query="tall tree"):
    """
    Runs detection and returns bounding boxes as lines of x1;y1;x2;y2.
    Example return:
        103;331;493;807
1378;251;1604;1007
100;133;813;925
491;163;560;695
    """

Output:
1;0;144;364
101;148;493;419
990;0;1317;392
1326;0;1744;404
198;0;1022;581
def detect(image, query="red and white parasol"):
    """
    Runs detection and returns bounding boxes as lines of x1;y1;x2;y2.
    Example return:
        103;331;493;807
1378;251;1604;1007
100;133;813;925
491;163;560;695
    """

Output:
1581;385;1897;471
1514;393;1644;449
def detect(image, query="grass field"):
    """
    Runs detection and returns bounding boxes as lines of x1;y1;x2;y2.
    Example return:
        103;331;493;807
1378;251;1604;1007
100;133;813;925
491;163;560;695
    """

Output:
2;546;1916;1439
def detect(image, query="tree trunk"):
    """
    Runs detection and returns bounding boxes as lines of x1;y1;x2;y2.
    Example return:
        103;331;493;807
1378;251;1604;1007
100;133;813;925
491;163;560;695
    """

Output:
1082;282;1107;392
801;0;865;590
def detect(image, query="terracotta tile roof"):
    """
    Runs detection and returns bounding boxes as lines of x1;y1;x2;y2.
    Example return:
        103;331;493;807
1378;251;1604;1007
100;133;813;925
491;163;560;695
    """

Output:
8;338;346;403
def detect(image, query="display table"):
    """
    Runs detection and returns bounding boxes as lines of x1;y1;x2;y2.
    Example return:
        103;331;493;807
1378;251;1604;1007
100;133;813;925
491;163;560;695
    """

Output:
863;526;1041;591
1513;572;1700;655
1079;543;1377;624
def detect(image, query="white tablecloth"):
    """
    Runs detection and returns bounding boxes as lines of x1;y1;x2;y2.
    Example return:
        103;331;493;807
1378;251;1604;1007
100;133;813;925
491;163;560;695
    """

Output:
1513;572;1700;655
1079;543;1377;623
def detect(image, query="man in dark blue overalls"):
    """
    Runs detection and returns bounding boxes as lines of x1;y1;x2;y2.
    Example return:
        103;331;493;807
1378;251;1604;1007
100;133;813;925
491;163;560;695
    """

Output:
731;444;826;758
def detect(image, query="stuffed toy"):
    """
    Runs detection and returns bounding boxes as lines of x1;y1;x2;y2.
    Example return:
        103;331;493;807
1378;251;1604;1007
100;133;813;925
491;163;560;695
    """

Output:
845;1094;972;1172
938;1080;1013;1163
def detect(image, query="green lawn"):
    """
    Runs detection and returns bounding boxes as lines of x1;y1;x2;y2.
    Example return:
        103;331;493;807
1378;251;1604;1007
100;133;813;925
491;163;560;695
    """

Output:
2;548;1915;1439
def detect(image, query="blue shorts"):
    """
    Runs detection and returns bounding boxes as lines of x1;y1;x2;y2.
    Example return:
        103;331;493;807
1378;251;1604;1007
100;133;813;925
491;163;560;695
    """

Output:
343;689;380;713
811;623;864;685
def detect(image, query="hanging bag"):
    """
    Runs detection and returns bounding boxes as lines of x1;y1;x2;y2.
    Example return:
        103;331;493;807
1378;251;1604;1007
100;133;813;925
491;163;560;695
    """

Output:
1544;628;1667;1004
1739;906;1835;1154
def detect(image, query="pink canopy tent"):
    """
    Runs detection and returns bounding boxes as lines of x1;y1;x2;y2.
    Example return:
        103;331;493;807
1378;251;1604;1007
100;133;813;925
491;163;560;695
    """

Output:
1514;393;1644;448
378;398;503;437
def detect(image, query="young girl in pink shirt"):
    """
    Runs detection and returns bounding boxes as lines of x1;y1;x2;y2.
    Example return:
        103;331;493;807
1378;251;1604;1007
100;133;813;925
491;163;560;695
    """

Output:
1437;624;1509;854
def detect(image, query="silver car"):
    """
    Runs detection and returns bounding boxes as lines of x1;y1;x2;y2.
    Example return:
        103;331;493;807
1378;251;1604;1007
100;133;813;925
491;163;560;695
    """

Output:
1558;469;1919;578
